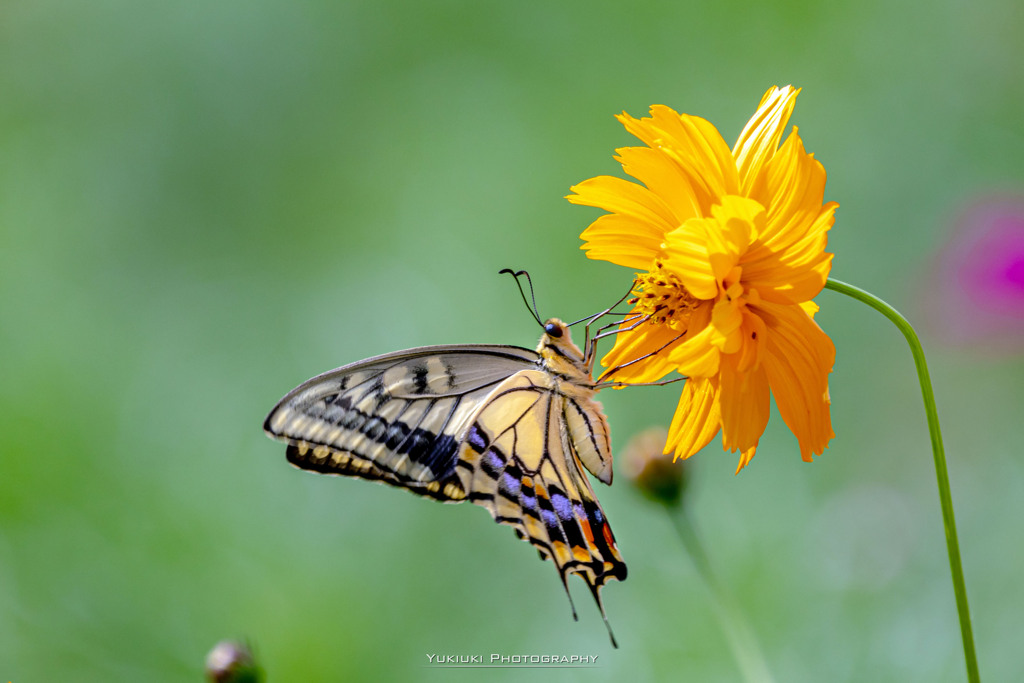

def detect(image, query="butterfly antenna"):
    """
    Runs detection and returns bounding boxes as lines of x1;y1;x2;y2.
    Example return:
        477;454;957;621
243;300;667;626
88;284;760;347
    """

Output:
566;278;638;328
499;268;543;327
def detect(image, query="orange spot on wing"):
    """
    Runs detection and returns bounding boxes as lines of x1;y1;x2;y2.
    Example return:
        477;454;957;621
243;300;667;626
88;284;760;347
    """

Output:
579;517;596;544
601;521;616;548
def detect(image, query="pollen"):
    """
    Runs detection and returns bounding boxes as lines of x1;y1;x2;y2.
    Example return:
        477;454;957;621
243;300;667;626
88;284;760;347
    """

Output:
628;261;700;329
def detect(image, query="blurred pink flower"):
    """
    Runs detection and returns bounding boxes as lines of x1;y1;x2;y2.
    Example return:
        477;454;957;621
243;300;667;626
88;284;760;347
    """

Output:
924;195;1024;351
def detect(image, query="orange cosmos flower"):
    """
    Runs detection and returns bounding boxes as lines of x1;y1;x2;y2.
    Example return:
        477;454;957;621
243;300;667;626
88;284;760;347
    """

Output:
568;86;837;472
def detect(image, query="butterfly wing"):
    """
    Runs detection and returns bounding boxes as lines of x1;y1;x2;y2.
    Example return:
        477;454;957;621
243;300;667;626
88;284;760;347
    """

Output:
457;371;627;638
263;344;539;500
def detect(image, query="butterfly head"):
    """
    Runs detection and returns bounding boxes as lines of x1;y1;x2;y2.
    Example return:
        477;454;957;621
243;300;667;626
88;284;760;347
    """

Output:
538;318;592;379
543;319;566;339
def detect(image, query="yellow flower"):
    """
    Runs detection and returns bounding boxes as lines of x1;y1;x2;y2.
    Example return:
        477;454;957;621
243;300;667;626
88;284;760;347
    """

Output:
568;86;837;472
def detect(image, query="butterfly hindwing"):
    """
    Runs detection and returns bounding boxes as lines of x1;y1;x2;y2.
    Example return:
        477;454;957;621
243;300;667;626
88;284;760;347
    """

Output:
458;371;627;609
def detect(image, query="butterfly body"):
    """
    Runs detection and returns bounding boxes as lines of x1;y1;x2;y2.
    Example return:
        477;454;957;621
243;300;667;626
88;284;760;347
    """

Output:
264;318;625;641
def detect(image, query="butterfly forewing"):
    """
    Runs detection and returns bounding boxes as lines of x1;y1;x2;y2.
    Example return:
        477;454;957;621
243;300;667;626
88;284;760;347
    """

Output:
265;345;539;494
263;322;626;642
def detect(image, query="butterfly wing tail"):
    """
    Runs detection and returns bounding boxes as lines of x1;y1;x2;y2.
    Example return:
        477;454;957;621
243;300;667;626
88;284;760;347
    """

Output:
586;578;619;648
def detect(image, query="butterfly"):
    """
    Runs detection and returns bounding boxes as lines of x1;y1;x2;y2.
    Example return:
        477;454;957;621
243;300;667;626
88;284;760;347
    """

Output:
263;278;630;646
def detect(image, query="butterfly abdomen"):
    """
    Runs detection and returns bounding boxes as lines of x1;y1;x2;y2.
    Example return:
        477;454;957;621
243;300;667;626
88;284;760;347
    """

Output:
533;319;614;486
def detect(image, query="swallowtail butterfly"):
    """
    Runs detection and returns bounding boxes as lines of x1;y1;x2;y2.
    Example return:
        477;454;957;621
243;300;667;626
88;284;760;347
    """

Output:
264;292;628;644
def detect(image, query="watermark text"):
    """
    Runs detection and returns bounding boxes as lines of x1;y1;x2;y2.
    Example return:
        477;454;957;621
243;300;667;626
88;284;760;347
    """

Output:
425;653;599;667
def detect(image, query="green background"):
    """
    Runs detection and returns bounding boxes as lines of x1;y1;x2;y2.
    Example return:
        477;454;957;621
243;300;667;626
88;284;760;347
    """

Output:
2;0;1022;680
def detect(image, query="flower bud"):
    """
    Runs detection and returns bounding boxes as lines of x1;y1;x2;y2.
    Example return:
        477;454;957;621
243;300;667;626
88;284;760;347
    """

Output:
205;640;262;683
621;427;687;506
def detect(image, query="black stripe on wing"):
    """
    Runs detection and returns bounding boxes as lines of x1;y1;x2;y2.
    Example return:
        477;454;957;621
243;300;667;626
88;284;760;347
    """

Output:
285;440;467;502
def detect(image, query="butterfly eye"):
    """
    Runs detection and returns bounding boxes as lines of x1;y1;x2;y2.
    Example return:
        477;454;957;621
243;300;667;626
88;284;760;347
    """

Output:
544;321;563;338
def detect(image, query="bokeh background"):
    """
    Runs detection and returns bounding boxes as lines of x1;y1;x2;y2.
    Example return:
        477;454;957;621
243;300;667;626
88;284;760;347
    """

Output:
2;1;1022;681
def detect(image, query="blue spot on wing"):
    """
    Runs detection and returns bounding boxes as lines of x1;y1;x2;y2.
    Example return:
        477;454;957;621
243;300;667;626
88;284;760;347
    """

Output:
551;492;573;521
536;494;567;544
487;450;504;470
500;472;521;499
521;488;538;513
466;426;488;453
480;447;506;478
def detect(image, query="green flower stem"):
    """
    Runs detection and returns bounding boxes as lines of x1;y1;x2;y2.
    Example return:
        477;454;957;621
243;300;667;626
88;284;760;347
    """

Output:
824;278;979;682
669;506;775;683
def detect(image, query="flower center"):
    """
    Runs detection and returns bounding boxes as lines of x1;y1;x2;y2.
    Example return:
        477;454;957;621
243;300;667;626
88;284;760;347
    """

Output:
629;260;701;328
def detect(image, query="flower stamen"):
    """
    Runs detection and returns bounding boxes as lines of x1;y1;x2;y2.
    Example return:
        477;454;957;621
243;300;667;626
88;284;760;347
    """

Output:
631;261;700;329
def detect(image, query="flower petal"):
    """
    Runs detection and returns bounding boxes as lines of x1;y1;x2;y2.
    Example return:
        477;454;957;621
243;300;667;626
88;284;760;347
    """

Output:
614;145;703;226
710;297;744;353
570;175;680;267
662;217;721;300
707;198;757;273
741;129;837;304
753;128;832;251
733;305;767;373
580;213;668;268
711;195;765;235
665;376;721;460
732;86;799;197
734;445;758;473
666;314;720;378
569;175;679;225
717;353;770;456
618;107;740;205
759;300;835;460
664;196;764;300
569;175;678;233
744;248;833;306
